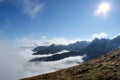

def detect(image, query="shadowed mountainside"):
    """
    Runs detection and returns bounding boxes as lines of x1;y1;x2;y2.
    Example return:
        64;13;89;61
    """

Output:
33;41;89;55
21;48;120;80
30;36;120;62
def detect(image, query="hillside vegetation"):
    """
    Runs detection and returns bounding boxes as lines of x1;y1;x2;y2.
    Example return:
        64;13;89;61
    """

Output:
21;48;120;80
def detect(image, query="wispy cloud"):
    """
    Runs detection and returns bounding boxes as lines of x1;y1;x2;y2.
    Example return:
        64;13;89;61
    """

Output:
1;0;44;17
92;32;108;39
19;0;44;17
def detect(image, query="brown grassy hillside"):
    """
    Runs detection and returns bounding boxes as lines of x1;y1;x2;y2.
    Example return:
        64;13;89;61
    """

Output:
21;48;120;80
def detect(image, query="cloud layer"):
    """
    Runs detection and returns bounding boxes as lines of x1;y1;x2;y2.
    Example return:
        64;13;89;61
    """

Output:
15;37;82;47
92;32;108;39
0;41;25;80
15;32;108;47
23;55;84;78
0;32;116;80
0;40;85;80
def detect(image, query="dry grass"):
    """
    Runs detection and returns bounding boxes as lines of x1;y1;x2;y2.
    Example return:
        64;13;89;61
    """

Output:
21;48;120;80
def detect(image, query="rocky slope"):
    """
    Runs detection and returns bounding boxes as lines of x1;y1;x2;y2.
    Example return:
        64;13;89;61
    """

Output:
21;48;120;80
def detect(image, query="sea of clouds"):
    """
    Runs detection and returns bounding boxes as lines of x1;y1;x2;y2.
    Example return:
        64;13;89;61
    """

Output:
0;40;85;80
0;32;110;80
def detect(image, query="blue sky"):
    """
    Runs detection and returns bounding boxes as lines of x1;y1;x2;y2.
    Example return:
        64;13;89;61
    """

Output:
0;0;120;42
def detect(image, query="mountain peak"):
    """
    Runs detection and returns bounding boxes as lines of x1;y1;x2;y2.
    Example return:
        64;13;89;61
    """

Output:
112;35;120;41
115;35;120;38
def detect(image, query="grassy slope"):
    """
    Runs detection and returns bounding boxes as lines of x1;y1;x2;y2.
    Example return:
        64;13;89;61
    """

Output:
21;48;120;80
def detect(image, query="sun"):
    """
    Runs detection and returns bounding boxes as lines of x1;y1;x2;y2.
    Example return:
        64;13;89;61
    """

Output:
99;2;110;14
95;2;110;16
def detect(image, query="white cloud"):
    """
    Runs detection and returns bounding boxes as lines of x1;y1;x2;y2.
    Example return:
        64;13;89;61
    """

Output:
19;0;43;17
114;33;120;38
0;0;43;17
0;40;27;80
6;0;43;17
15;37;39;47
0;39;85;80
8;33;110;47
23;55;85;78
44;38;81;45
92;32;108;39
15;36;82;47
41;36;47;39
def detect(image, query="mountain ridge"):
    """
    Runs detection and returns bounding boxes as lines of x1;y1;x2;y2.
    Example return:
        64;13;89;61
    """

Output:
21;48;120;80
32;41;90;55
30;35;120;62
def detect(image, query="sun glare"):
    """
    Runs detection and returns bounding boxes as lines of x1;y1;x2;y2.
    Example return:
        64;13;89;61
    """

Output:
95;2;110;16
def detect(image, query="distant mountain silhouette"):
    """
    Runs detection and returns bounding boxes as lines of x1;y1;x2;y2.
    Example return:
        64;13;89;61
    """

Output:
32;41;89;55
21;48;120;80
30;36;120;62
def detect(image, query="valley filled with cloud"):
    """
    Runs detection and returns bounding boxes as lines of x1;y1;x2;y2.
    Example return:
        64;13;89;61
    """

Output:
0;32;119;80
0;39;85;80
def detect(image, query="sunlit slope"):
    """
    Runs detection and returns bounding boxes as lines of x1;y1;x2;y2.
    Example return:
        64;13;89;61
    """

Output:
21;48;120;80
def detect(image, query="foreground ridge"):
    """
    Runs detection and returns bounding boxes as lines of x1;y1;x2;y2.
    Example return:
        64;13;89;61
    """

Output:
21;48;120;80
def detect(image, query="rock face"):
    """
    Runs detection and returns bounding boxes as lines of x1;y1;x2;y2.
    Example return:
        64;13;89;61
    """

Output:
30;36;120;62
21;48;120;80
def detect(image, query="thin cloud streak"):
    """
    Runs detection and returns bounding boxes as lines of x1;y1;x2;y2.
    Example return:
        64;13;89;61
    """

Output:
19;0;44;17
0;0;44;17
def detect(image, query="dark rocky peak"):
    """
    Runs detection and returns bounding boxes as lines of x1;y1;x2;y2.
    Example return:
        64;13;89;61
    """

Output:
111;35;120;43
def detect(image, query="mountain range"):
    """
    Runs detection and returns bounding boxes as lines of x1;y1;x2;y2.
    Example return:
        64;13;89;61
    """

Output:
30;36;120;62
21;48;120;80
32;41;90;55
